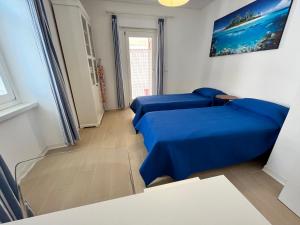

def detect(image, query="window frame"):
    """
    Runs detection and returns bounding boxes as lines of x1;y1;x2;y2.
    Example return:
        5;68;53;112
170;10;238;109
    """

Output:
0;52;19;110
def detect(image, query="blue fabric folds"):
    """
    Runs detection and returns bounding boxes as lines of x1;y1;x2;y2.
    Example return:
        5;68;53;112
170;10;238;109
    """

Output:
228;98;289;126
0;155;34;223
192;87;225;97
0;155;22;223
112;15;125;109
28;0;79;145
136;98;289;185
131;88;226;127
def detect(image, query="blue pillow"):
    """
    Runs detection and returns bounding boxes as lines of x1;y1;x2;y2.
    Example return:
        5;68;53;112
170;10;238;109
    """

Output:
193;87;226;98
228;98;289;126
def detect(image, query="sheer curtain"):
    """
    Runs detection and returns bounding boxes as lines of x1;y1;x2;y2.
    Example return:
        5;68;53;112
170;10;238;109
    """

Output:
27;0;79;145
112;15;125;109
157;18;165;95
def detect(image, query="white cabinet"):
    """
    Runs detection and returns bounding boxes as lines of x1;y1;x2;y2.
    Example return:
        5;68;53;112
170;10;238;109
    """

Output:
52;0;103;128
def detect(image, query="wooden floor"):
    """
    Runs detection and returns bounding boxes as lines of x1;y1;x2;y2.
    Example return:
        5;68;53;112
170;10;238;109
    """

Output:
21;109;300;225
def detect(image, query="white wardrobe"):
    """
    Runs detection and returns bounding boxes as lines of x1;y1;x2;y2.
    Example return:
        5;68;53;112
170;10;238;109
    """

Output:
52;0;103;128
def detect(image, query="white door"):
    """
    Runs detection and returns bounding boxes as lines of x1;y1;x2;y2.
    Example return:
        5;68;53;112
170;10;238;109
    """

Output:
121;29;157;105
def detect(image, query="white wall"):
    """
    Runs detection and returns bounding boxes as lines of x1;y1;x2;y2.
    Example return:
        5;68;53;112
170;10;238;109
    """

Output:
196;0;300;106
0;0;67;173
81;0;204;110
265;89;300;184
0;110;44;174
194;0;300;183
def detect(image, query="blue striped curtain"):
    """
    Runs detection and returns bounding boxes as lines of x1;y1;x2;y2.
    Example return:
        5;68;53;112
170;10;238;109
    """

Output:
27;0;79;145
0;155;34;223
112;15;125;109
157;18;165;95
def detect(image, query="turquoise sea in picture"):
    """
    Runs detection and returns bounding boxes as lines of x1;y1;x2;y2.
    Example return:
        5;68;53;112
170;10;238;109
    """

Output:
210;0;293;57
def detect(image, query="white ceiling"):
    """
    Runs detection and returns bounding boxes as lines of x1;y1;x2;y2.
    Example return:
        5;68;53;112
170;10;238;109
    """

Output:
99;0;212;10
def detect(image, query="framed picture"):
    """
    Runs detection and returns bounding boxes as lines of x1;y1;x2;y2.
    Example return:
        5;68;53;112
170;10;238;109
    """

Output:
210;0;293;57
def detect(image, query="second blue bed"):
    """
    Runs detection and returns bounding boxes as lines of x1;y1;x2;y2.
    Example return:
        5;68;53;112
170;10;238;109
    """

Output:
136;98;289;185
130;87;226;127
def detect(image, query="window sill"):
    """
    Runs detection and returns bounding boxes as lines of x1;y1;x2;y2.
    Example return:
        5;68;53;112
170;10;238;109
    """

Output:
0;102;38;123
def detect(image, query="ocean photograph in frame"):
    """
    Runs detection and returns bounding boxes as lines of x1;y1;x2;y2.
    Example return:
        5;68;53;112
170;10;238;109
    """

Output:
210;0;293;57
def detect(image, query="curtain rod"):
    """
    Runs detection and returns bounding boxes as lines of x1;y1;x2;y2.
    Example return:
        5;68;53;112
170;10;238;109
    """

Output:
105;11;174;19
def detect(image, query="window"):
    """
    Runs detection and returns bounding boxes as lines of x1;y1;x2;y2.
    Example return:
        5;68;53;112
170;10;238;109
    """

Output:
128;36;154;99
0;53;17;109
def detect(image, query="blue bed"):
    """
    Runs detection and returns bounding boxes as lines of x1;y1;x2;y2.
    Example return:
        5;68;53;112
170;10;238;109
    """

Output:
130;88;226;127
136;98;289;185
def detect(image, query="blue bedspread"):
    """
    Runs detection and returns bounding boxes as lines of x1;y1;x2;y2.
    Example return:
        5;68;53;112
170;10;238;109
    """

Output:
136;98;289;185
131;88;225;127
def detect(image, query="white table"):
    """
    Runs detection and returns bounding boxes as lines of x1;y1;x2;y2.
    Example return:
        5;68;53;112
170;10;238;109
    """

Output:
10;176;271;225
144;177;200;192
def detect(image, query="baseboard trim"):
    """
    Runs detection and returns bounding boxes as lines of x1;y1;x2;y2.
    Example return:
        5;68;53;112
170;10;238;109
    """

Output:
263;166;286;186
80;112;104;128
97;111;104;127
80;122;100;128
17;143;68;182
45;143;69;152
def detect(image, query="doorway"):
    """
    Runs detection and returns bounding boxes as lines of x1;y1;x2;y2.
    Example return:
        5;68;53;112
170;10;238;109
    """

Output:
121;29;157;104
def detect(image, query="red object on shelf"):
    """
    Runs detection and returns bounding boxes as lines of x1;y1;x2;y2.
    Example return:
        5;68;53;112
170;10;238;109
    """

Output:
97;62;106;107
